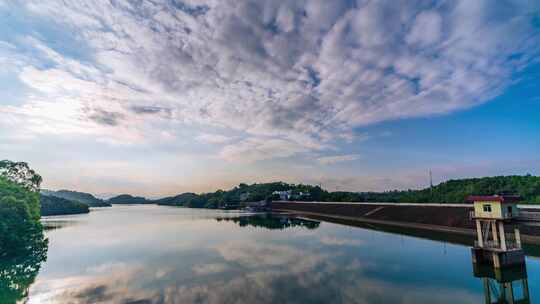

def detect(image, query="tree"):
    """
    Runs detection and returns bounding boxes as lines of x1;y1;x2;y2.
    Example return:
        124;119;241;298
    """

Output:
0;160;42;192
0;160;44;257
0;177;43;257
0;160;48;303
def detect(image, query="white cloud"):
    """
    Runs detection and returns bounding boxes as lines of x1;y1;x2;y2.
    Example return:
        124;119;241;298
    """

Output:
1;0;539;162
406;11;443;47
220;137;310;163
196;134;233;145
28;239;481;304
216;241;325;271
317;154;361;165
319;236;364;247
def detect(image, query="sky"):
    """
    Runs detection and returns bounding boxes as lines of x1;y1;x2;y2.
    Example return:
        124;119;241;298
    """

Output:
0;0;539;198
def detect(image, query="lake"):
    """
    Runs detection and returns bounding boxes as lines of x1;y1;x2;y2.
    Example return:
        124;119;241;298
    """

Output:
20;205;540;303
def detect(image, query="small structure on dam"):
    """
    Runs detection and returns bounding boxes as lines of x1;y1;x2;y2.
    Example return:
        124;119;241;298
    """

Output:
469;195;525;269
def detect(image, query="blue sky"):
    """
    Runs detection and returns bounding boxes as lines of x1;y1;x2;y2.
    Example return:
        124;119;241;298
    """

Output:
0;0;539;197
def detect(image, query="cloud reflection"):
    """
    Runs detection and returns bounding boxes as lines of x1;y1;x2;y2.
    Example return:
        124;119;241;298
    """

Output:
27;209;485;303
29;239;480;304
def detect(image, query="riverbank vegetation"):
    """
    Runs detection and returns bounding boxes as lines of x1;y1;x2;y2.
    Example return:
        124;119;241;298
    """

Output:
0;161;45;257
0;160;48;304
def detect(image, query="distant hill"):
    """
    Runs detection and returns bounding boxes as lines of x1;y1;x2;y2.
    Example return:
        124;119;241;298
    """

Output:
40;195;89;216
108;194;150;204
389;175;540;204
323;175;540;204
155;182;323;209
38;175;540;212
153;175;540;209
155;193;201;207
41;189;111;207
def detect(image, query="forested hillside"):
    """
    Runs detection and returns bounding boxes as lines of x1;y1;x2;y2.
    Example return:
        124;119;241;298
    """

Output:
331;175;540;204
155;182;320;208
155;175;540;208
41;189;111;207
40;195;89;216
155;192;202;207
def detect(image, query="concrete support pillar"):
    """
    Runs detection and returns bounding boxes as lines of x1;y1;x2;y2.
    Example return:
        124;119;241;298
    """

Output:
491;221;499;247
476;220;484;247
499;221;507;251
493;253;501;268
514;227;522;249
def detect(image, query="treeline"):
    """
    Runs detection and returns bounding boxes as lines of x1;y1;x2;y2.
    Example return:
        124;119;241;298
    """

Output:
155;182;320;208
156;175;540;208
328;175;540;204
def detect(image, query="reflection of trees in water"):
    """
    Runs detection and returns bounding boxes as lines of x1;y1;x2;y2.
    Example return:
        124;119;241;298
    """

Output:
217;214;320;230
42;220;77;231
0;230;48;304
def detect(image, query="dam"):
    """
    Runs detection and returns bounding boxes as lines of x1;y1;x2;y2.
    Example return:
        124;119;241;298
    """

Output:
269;200;540;245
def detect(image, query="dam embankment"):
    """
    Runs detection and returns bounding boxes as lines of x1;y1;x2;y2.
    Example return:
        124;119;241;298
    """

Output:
269;201;540;245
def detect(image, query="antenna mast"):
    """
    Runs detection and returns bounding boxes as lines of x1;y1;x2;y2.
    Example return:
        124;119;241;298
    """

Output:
429;169;433;197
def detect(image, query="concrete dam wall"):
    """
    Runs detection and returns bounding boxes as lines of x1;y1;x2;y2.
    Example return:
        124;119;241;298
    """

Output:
269;201;540;244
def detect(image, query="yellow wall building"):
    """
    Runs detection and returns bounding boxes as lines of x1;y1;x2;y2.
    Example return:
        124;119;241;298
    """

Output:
469;195;520;220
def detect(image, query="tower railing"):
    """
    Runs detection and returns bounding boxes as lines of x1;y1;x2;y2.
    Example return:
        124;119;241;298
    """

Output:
474;239;520;250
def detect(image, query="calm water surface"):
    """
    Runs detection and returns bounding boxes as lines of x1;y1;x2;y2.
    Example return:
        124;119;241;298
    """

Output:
24;205;540;303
